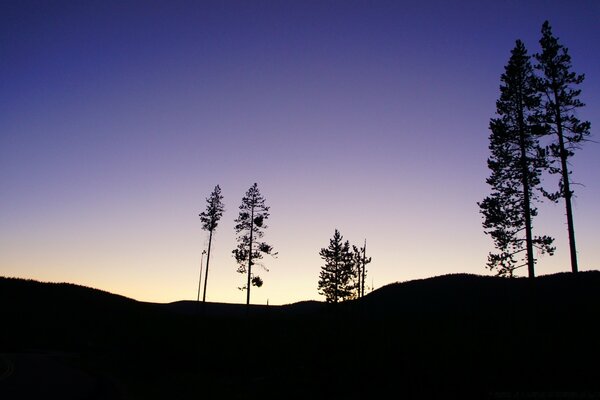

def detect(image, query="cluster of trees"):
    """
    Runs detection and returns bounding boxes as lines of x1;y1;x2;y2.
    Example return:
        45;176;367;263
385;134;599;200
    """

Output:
317;229;372;303
198;183;276;305
479;21;591;278
198;184;373;304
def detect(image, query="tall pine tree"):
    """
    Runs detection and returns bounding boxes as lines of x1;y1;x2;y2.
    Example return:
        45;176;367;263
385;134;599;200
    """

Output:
318;229;355;303
535;21;591;273
479;40;555;278
199;185;224;302
233;183;276;305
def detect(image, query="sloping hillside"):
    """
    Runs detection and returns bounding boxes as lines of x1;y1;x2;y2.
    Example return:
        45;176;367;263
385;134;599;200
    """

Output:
355;271;600;314
1;272;599;399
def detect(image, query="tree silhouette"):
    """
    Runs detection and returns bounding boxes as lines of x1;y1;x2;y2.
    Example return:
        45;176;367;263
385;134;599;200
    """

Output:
352;240;371;298
199;185;225;302
534;21;591;274
232;183;275;305
318;229;355;303
479;40;555;278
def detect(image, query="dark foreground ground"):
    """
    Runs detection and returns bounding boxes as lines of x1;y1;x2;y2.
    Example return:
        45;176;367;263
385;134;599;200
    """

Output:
1;272;600;399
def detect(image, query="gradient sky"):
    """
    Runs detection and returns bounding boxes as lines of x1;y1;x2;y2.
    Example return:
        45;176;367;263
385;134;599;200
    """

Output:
1;0;599;305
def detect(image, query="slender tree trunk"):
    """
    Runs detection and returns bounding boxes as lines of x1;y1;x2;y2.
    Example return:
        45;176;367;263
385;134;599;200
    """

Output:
202;230;213;302
553;96;578;273
334;258;338;304
518;110;535;278
246;204;254;306
361;240;367;298
197;252;204;302
356;255;361;299
521;158;535;279
196;251;204;314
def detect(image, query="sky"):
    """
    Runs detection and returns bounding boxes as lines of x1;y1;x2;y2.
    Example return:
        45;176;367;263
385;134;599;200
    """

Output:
1;0;599;305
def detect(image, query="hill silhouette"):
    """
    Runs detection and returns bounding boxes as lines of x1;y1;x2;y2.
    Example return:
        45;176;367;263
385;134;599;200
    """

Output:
357;272;600;314
1;272;600;399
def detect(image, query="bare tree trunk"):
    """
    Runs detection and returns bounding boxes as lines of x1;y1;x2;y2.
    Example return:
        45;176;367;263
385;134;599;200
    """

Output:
553;99;578;273
355;255;361;299
361;240;367;298
197;254;203;302
202;231;213;302
196;251;204;314
334;259;338;304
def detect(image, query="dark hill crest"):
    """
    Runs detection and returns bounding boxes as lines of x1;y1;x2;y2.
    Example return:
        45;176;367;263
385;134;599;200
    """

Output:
1;272;600;399
355;270;600;315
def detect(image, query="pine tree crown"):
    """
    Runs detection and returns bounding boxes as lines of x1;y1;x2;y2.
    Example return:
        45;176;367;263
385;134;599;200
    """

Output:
199;185;224;232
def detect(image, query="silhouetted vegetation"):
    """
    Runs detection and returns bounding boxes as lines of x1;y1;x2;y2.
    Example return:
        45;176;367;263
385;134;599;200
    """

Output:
352;240;371;298
479;40;554;278
535;21;591;274
199;184;225;302
479;21;592;278
2;273;599;399
232;183;276;305
318;229;356;303
318;231;372;302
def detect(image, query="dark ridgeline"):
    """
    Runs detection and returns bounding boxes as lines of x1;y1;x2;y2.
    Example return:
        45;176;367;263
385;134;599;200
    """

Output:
198;185;225;302
534;21;591;274
479;40;555;278
232;183;276;305
2;272;600;399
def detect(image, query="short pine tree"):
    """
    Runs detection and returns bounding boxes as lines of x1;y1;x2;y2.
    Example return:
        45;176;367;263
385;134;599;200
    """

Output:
318;229;355;303
479;40;555;278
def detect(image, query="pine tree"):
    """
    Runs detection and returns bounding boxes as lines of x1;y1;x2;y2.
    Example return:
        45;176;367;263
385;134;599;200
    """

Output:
199;185;224;302
535;21;591;273
232;183;276;305
478;40;555;278
318;229;355;303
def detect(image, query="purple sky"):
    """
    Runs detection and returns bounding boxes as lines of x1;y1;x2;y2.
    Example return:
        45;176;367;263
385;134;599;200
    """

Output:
1;1;599;304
